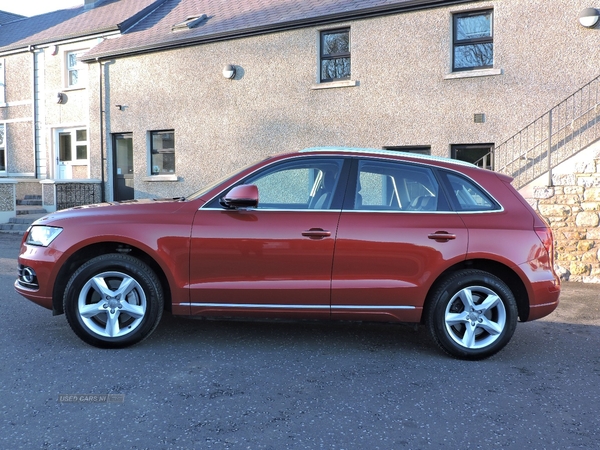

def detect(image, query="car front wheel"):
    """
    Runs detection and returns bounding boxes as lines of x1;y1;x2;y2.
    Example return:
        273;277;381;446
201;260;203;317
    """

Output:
63;253;164;348
426;269;518;360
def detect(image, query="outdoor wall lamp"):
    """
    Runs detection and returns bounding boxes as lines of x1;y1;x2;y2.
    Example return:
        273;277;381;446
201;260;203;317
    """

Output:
222;64;236;79
579;8;600;28
115;104;128;111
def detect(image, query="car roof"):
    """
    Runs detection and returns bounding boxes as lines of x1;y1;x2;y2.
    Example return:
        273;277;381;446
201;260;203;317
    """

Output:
299;146;477;168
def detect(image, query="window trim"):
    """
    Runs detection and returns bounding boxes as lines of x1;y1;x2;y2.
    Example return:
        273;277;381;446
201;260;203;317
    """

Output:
452;9;494;72
65;49;88;89
148;129;176;178
319;27;351;83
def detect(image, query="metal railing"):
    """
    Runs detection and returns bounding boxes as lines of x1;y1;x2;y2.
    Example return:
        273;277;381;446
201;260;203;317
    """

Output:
56;183;100;210
480;75;600;189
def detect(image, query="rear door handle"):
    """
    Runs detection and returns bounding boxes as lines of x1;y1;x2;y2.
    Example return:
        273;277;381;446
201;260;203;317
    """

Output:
428;231;456;242
302;228;331;239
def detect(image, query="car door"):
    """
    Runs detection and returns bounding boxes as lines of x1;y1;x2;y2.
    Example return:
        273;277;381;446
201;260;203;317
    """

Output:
331;158;468;322
188;157;348;318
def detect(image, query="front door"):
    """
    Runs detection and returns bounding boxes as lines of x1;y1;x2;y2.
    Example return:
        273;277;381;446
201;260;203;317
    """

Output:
55;128;88;180
113;133;134;201
188;157;348;318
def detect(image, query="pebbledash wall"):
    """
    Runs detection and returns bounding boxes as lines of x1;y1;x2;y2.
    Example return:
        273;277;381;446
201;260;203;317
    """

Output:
528;143;600;283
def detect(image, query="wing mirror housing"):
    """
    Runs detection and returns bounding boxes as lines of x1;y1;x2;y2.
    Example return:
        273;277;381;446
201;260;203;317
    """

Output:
221;184;259;209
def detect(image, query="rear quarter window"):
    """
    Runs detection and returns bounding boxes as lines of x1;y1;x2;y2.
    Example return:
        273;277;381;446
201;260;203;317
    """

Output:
443;172;501;212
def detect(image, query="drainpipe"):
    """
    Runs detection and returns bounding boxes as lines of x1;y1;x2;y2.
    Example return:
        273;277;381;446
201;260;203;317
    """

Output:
97;58;105;202
29;45;38;180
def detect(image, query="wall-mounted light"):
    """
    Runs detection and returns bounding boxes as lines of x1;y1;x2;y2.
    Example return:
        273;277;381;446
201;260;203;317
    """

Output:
222;64;236;79
56;92;65;104
115;104;128;111
579;8;600;28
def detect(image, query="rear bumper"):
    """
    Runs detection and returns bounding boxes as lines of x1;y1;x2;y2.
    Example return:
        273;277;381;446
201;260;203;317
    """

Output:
525;278;560;321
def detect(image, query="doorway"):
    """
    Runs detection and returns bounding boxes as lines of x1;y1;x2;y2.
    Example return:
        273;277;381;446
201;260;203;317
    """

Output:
113;133;134;201
55;128;88;179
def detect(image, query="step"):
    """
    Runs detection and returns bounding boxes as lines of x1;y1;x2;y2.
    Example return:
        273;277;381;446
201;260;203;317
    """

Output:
17;195;43;207
0;223;30;233
0;211;47;235
16;207;46;215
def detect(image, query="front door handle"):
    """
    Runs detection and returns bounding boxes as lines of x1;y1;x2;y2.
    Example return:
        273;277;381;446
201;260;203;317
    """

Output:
302;228;331;239
428;231;456;242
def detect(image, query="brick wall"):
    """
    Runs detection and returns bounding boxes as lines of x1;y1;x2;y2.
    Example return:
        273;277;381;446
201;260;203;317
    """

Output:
532;157;600;283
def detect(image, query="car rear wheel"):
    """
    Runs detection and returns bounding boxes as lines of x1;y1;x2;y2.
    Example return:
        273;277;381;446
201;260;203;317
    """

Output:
63;254;164;348
426;269;518;360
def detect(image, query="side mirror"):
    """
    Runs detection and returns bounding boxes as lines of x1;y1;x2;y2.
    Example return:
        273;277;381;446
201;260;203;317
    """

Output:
221;184;259;209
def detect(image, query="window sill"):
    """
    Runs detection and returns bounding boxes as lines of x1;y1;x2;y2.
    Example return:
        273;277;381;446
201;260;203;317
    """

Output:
311;80;359;90
142;175;179;182
61;86;86;92
444;68;503;80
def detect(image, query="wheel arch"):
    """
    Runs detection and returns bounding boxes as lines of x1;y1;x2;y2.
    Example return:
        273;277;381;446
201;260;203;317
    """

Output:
52;242;172;316
423;259;530;323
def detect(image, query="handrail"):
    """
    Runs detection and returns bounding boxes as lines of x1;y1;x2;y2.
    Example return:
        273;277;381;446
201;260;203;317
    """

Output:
482;74;600;189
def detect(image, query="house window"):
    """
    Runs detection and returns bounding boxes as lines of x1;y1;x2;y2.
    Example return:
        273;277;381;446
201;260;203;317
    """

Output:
0;123;5;173
150;130;175;175
451;143;494;170
320;28;350;82
66;50;87;88
453;10;493;71
383;146;432;155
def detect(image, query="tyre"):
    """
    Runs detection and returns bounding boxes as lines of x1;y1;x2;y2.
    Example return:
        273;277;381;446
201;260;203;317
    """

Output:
426;269;518;360
63;253;164;348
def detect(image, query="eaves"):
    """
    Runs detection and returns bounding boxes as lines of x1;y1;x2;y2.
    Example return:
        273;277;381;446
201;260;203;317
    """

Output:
0;0;170;57
82;0;484;62
0;26;122;57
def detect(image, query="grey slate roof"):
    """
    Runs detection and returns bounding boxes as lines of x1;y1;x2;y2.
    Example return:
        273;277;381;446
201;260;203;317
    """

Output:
82;0;480;61
0;10;25;24
0;0;168;54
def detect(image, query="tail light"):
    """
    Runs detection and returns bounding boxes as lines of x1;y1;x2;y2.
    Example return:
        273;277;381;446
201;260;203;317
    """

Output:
534;225;555;268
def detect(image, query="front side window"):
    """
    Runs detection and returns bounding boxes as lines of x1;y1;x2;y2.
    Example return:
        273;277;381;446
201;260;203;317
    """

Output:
453;10;493;71
67;50;87;88
0;123;5;173
236;159;344;210
150;130;175;175
320;28;350;82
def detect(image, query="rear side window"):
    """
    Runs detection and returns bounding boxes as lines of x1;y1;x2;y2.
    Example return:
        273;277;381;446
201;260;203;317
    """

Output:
353;160;450;212
444;172;500;212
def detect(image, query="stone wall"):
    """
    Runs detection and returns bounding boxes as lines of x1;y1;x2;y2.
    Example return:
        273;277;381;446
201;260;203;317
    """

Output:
532;156;600;283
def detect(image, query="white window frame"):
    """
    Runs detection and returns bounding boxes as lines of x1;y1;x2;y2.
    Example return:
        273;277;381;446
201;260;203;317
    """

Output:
65;50;88;89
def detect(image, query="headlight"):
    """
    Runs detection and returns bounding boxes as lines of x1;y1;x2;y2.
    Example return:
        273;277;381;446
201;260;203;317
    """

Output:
26;226;63;247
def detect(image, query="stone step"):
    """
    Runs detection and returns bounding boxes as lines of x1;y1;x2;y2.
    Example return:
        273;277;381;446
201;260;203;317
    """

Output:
0;211;47;235
16;207;46;215
17;195;43;207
